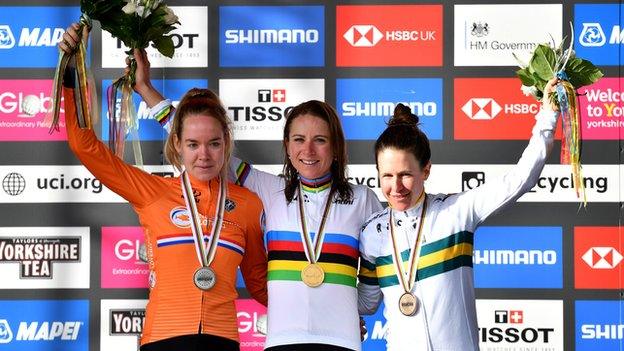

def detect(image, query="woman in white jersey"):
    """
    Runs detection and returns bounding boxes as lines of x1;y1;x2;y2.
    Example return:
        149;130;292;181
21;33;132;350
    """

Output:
132;50;382;351
357;79;560;350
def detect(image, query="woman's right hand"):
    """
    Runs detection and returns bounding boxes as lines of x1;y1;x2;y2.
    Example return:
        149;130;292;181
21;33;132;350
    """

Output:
58;22;89;55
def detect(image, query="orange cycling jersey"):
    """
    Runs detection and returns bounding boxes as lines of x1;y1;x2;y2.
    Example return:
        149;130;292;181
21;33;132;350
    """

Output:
63;88;268;346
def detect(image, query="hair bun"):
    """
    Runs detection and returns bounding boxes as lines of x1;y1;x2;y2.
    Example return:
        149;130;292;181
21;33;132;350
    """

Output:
388;103;419;127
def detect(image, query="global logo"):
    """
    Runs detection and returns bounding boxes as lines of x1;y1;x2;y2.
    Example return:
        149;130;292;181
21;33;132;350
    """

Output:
169;206;191;228
0;319;13;343
0;25;15;49
461;98;502;120
582;247;623;269
2;172;26;196
343;25;383;47
579;23;607;47
471;22;489;37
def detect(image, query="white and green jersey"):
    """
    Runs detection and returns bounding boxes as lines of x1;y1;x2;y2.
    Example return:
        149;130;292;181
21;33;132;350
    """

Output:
358;109;558;351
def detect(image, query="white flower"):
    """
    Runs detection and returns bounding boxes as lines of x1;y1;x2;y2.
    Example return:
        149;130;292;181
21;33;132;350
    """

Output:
122;2;137;15
163;6;179;25
521;85;538;98
136;6;151;18
151;0;162;10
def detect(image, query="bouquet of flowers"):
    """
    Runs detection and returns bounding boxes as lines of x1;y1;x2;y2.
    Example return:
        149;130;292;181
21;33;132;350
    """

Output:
50;0;179;164
515;25;603;204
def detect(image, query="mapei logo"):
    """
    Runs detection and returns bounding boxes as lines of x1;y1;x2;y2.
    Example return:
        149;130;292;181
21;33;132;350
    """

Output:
579;23;607;47
343;25;383;47
582;247;623;269
0;25;15;49
574;4;624;66
461;98;502;120
0;319;13;343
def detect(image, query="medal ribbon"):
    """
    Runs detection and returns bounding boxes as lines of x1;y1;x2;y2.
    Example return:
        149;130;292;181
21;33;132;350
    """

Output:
297;182;335;264
389;192;427;295
180;170;226;268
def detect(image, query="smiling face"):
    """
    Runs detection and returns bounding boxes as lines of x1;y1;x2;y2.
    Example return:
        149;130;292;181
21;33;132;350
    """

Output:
285;114;334;180
174;114;225;182
377;147;430;211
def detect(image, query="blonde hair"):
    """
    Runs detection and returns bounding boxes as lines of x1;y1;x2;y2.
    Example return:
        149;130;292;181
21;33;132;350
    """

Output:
164;88;233;180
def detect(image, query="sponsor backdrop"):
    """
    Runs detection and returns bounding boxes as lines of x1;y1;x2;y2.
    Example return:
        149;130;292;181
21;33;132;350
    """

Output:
0;1;621;351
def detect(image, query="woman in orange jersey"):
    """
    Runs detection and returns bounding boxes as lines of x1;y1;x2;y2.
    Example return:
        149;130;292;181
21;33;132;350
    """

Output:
60;24;267;351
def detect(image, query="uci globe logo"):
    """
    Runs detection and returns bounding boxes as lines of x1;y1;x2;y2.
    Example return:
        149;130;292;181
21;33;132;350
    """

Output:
2;172;26;196
0;319;13;343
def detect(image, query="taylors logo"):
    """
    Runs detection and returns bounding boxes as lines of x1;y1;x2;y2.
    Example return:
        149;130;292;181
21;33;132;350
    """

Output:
220;79;324;140
342;24;436;47
0;25;15;48
582;247;623;269
337;78;443;140
473;227;562;289
461;98;502;120
0;237;80;278
575;227;624;289
0;319;13;343
454;5;561;66
477;300;563;349
336;5;442;67
220;6;324;67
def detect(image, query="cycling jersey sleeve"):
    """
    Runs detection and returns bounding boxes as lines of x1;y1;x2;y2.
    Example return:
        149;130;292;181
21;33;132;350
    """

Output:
450;108;558;229
230;156;284;210
357;210;384;315
240;194;268;306
64;87;165;207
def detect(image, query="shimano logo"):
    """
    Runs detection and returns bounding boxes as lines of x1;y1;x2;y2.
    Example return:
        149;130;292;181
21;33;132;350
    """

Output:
582;324;624;339
342;101;437;117
474;250;557;265
225;29;319;44
582;247;623;269
0;25;16;49
16;321;82;341
0;320;13;343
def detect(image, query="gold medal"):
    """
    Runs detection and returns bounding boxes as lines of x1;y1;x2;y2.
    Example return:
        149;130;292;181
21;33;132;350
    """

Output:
301;263;325;287
398;292;419;316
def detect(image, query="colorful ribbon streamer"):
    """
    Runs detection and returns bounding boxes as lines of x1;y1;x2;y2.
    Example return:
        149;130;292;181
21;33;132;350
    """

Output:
555;71;586;205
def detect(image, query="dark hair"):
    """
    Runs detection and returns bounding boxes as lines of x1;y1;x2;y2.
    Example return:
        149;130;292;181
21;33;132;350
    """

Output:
282;100;353;203
165;88;232;179
374;103;431;168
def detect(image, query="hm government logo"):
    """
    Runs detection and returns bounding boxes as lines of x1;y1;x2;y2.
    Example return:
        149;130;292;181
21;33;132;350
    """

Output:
258;89;286;103
0;25;15;49
461;98;502;120
582;247;623;269
343;25;383;47
2;172;26;196
0;319;12;343
580;23;606;47
470;22;489;37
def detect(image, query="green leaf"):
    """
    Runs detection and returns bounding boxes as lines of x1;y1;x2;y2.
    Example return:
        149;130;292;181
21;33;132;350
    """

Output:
516;68;536;87
528;44;556;81
154;35;175;58
565;58;604;88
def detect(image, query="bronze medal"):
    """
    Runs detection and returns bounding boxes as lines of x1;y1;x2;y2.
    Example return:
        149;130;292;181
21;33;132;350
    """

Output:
301;263;325;288
193;266;216;290
398;292;418;316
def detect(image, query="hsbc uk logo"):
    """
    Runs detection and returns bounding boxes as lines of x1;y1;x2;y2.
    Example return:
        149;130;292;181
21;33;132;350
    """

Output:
462;98;502;120
343;24;436;47
582;247;623;269
258;89;286;103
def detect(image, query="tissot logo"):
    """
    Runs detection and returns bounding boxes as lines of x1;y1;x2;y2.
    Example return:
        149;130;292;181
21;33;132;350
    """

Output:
0;7;82;68
0;25;15;48
574;4;624;65
495;310;523;324
582;247;623;269
220;79;324;140
336;5;442;67
343;25;383;47
461;98;502;120
575;227;624;289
